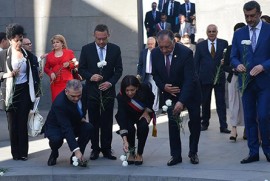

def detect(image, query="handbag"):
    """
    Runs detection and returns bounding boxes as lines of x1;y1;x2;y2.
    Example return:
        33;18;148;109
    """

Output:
28;110;44;137
27;97;44;137
72;68;83;81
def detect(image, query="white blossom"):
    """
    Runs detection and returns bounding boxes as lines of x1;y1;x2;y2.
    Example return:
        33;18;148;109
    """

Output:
0;172;4;176
72;156;78;162
223;48;227;53
162;105;168;112
73;161;79;166
122;161;128;167
119;155;126;162
165;99;172;106
241;40;251;45
97;60;107;68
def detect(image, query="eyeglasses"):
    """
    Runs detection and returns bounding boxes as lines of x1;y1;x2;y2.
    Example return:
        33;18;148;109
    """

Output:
207;30;217;33
23;42;32;46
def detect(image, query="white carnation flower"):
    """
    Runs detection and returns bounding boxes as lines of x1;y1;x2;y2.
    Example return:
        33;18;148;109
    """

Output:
162;105;168;112
97;62;103;68
165;99;172;106
0;172;4;176
73;161;79;166
72;156;78;162
119;155;126;162
241;40;251;45
122;161;128;167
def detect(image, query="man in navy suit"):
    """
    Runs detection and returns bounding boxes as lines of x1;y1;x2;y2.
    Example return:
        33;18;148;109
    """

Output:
144;2;161;38
231;1;270;164
179;0;196;43
44;80;93;166
162;0;181;33
78;24;123;161
195;24;230;134
152;30;201;165
137;37;159;112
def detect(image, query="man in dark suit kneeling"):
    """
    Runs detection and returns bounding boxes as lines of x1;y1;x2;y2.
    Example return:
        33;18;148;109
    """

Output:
44;79;93;166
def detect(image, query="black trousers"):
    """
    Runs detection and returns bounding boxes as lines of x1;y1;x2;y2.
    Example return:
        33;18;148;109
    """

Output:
201;84;228;129
6;82;32;159
48;122;92;155
87;99;114;153
127;117;149;155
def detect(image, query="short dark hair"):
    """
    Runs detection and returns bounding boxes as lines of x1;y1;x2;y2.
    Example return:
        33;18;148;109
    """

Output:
94;24;109;34
0;32;7;42
6;23;25;40
156;30;175;42
233;22;246;32
261;15;270;23
120;75;140;96
243;1;261;12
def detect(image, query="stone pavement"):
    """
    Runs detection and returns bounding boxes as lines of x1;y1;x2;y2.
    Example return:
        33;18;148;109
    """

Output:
0;109;270;181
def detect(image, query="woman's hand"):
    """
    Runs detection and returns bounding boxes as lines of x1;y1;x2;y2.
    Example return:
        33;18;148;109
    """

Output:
50;73;56;81
63;62;69;68
140;109;151;123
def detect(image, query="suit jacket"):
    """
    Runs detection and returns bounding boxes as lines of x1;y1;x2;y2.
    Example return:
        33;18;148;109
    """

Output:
162;1;181;18
144;10;161;36
137;48;149;82
44;90;86;151
155;22;172;33
231;22;270;89
174;22;191;36
78;42;123;100
151;43;199;106
195;39;228;85
179;3;196;23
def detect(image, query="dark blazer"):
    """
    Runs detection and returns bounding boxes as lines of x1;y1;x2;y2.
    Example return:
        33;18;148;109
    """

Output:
115;83;154;136
137;48;148;82
222;45;238;83
231;23;270;89
151;43;199;106
144;10;161;37
179;3;196;23
195;39;228;85
44;90;86;151
162;1;181;18
78;42;123;100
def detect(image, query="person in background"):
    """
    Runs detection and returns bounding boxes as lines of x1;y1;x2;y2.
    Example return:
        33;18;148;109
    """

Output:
144;2;161;38
44;34;78;102
174;33;181;43
261;15;270;23
222;22;246;142
231;1;270;164
44;80;92;166
115;75;154;165
0;23;40;161
181;33;196;55
78;24;123;161
195;24;230;134
162;0;181;33
0;32;9;51
156;13;172;34
137;37;159;113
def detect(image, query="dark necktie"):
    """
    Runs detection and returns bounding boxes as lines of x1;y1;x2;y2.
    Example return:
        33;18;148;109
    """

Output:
162;23;164;29
186;3;190;20
170;2;173;16
251;27;256;52
166;55;171;76
211;42;215;59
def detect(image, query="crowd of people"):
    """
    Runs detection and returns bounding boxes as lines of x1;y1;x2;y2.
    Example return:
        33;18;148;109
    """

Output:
0;0;270;168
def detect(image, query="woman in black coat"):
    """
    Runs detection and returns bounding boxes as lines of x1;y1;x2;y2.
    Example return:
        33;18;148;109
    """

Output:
115;75;154;165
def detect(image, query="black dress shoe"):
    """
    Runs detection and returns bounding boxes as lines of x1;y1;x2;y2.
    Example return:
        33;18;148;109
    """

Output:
47;151;59;166
265;153;270;162
240;155;259;164
167;156;182;166
188;153;199;164
102;150;117;160
20;157;28;161
201;125;208;131
220;128;231;134
90;150;100;160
